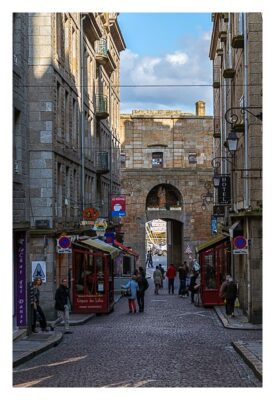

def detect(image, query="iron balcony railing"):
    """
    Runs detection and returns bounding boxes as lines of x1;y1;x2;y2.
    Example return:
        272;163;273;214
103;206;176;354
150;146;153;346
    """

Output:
96;151;109;174
95;94;109;119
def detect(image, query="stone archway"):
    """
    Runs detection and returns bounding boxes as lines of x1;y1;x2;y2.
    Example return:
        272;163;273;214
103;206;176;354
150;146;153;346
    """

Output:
145;184;184;266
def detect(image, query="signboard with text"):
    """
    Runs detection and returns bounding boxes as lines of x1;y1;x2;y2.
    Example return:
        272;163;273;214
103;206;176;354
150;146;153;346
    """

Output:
111;195;126;217
218;175;231;204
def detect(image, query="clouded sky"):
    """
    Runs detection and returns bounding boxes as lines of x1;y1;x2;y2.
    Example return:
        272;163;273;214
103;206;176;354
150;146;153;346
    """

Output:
118;13;213;115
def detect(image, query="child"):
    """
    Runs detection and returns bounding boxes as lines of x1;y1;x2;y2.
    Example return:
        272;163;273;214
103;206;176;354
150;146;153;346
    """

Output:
121;275;139;313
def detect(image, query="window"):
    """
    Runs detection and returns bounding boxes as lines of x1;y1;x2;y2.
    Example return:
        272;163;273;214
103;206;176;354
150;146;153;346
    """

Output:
120;153;126;168
152;152;163;168
188;153;197;164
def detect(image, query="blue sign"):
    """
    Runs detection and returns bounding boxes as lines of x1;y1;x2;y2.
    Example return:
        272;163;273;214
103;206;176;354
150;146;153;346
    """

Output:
211;215;218;234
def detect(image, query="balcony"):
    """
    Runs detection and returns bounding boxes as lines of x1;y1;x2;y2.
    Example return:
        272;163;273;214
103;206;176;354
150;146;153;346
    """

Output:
231;34;244;49
213;117;221;138
95;94;109;119
213;66;220;88
223;68;235;79
96;151;109;174
95;38;108;65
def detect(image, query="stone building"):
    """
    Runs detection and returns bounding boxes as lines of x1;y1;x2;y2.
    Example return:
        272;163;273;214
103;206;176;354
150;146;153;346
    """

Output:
209;13;262;322
120;103;214;268
12;13;126;325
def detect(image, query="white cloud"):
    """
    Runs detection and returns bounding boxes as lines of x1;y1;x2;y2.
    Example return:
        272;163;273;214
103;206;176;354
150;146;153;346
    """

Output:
120;32;213;115
165;51;188;66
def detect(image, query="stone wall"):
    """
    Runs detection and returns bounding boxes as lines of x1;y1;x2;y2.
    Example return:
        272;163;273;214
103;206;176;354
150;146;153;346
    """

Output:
120;108;214;266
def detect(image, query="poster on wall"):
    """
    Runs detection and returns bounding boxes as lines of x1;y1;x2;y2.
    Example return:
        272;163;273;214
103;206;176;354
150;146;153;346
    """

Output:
32;261;46;282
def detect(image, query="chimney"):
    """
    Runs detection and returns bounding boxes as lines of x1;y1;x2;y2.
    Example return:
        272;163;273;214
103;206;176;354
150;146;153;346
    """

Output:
196;101;205;117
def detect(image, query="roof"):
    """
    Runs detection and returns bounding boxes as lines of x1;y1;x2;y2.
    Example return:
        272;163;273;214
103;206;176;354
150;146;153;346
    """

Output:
113;240;139;258
79;238;121;259
196;234;228;253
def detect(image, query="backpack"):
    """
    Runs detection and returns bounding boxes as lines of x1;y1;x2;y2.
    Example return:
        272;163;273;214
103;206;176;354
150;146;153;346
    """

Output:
143;278;149;291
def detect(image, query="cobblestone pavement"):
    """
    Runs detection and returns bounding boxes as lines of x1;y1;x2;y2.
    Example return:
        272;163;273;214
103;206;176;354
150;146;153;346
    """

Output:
13;282;262;388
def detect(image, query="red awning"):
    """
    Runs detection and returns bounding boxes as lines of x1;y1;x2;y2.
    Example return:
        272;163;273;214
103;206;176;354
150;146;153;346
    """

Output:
113;240;139;258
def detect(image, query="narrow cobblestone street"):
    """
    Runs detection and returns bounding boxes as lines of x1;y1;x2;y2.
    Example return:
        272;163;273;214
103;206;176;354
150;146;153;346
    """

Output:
13;281;262;388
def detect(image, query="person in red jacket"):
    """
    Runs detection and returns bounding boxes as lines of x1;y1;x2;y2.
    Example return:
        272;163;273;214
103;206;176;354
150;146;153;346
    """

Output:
166;263;177;294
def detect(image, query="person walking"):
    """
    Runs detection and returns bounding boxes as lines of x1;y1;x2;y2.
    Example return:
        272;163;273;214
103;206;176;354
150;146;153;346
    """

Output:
178;264;187;297
166;263;177;294
153;266;162;295
159;264;165;288
189;270;200;304
54;278;73;333
145;250;154;268
32;277;48;333
136;268;149;312
121;275;139;313
219;274;238;317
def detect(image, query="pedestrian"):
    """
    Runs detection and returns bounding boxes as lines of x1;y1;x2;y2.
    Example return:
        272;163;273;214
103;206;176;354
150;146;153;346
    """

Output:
166;263;177;294
189;269;200;304
145;250;154;268
178;264;187;297
32;277;48;333
219;274;238;317
136;269;149;312
121;275;139;313
54;278;73;333
153;266;162;295
159;264;165;287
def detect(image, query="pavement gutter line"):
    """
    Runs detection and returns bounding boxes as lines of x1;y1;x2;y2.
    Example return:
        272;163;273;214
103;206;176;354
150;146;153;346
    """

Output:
232;341;262;382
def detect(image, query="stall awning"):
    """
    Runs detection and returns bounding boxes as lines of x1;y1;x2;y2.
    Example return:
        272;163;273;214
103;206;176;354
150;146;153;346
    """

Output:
196;234;228;253
79;238;121;259
229;220;240;238
113;240;139;258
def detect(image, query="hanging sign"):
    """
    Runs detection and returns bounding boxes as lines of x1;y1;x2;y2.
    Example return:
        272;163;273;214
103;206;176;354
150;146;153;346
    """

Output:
218;175;231;204
185;245;192;254
32;261;46;282
111;196;126;217
233;235;248;255
211;215;218;234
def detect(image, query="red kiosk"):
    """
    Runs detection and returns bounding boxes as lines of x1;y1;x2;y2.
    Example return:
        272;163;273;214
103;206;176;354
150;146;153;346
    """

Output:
72;238;120;313
196;235;230;306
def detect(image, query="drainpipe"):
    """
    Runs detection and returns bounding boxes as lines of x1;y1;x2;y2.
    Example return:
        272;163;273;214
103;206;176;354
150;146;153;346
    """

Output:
80;14;86;212
243;13;249;208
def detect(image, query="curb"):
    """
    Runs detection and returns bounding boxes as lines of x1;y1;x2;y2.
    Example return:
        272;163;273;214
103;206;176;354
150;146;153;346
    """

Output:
13;332;63;368
214;307;262;330
232;341;262;382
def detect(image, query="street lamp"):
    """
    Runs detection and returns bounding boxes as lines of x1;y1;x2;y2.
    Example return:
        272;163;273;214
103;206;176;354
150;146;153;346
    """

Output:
201;182;213;210
226;130;238;153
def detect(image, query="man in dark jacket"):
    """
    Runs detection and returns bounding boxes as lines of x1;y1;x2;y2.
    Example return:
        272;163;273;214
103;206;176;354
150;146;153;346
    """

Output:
220;275;238;317
136;267;149;312
54;278;73;333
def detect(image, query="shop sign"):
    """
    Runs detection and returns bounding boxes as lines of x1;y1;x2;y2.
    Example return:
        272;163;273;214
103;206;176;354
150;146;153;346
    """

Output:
111;195;126;217
213;205;225;217
56;235;72;254
233;235;248;255
16;235;27;327
32;261;46;281
218;175;231;204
